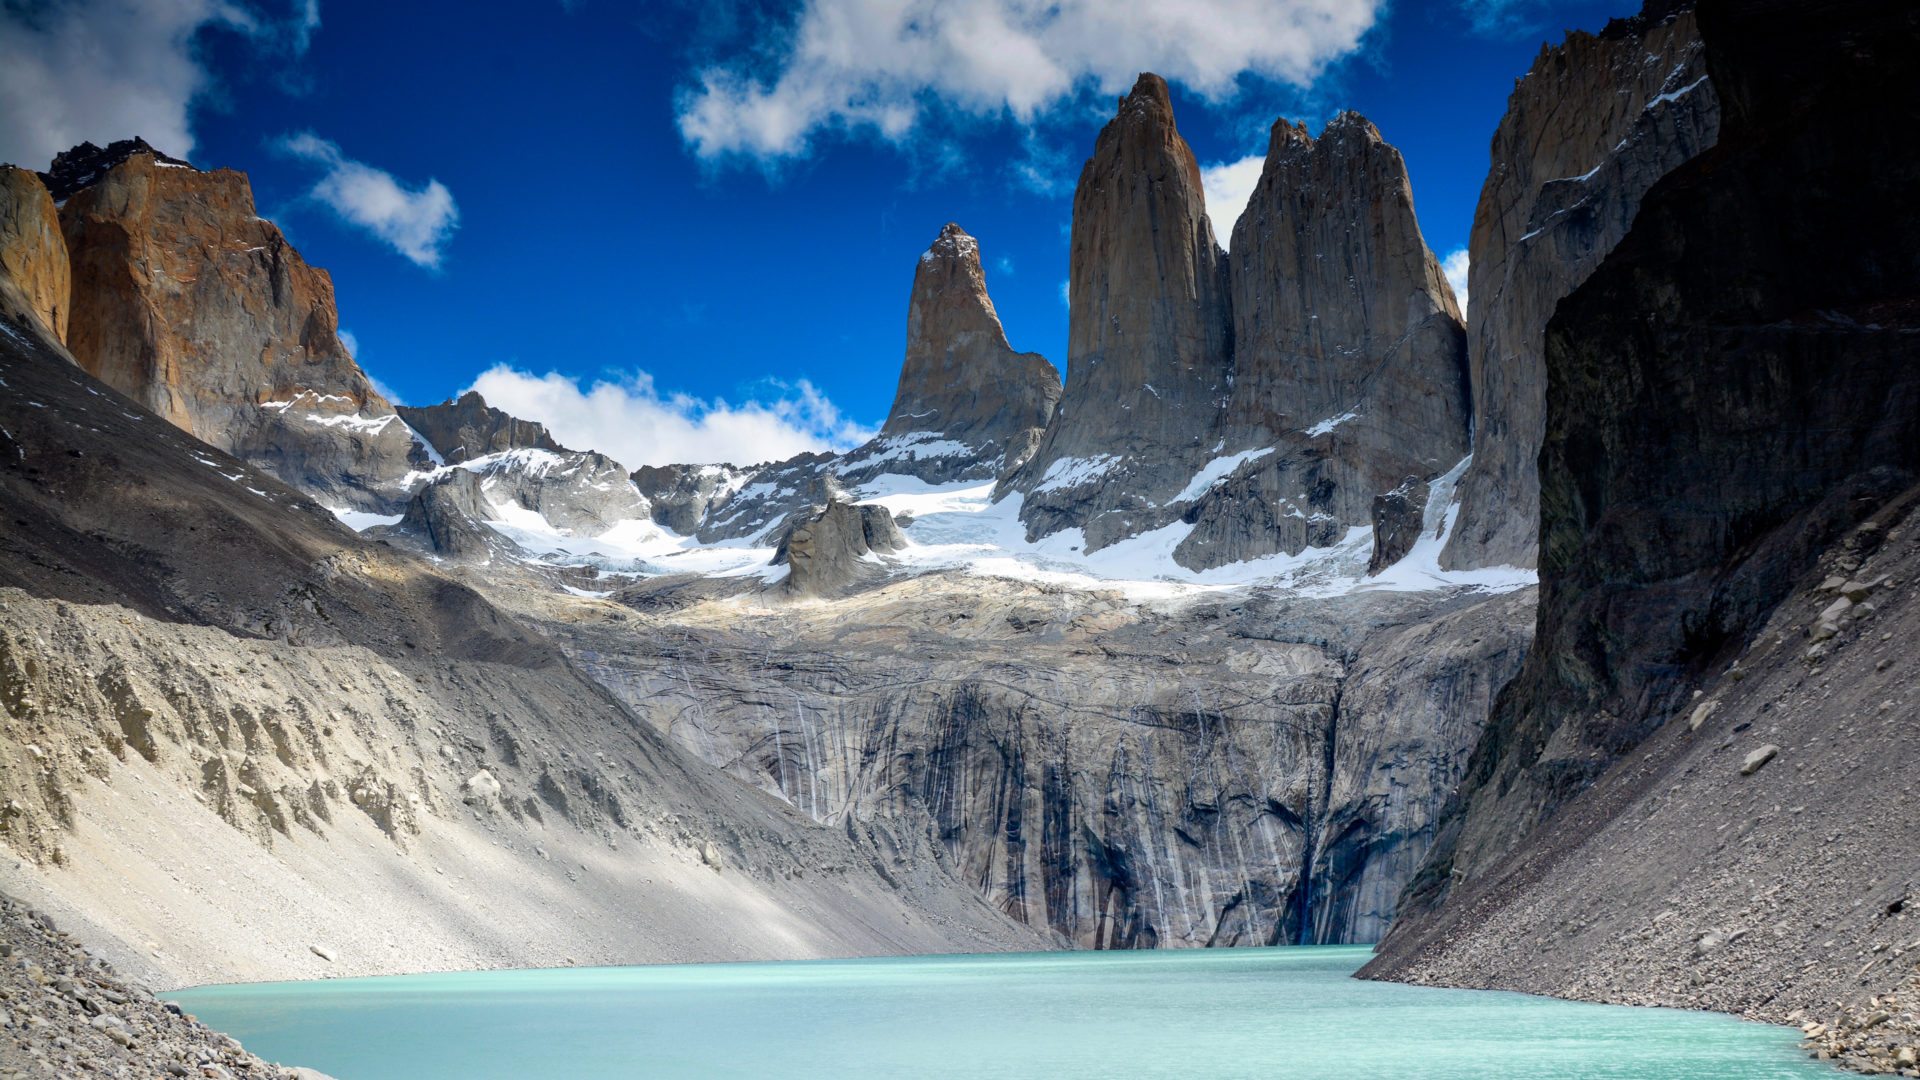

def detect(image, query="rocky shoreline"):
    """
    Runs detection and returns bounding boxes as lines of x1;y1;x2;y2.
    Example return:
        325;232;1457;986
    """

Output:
0;893;330;1079
1799;976;1920;1076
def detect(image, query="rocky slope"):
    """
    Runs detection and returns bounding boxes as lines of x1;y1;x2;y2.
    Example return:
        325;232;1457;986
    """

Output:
0;293;1045;988
50;146;431;514
1365;0;1920;1046
1184;113;1469;572
1;895;332;1079
1441;0;1720;570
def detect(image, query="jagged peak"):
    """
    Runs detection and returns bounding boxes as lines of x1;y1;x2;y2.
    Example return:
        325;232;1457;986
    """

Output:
1266;112;1385;158
920;222;980;265
1117;72;1174;118
38;137;194;200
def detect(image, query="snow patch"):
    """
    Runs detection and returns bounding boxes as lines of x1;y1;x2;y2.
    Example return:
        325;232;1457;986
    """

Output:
326;506;404;532
1304;410;1359;437
1030;454;1122;495
1168;448;1274;505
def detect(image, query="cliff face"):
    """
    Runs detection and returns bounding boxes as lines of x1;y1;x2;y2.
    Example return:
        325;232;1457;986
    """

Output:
398;390;564;464
1178;114;1469;571
1442;2;1720;570
0;166;69;346
1009;74;1233;551
1367;0;1920;1020
57;149;428;512
571;580;1532;949
876;223;1060;480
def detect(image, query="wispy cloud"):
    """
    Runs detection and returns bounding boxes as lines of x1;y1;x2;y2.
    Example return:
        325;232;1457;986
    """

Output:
0;0;318;169
677;0;1385;165
1199;153;1266;249
1441;246;1470;316
467;365;876;469
1457;0;1548;37
277;133;459;268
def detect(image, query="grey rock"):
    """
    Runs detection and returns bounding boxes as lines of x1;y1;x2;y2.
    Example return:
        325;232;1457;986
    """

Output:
774;493;905;597
397;391;564;464
1368;478;1431;575
1183;114;1468;572
1739;745;1778;776
1007;74;1232;553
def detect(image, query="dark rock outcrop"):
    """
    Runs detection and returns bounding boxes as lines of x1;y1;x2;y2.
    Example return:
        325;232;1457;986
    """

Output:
57;147;430;511
398;391;564;464
37;137;189;201
1368;478;1430;575
773;491;906;596
630;462;755;537
1178;113;1469;571
384;469;501;560
1008;73;1233;551
861;223;1059;482
1370;0;1920;1003
1441;3;1720;570
0;165;69;346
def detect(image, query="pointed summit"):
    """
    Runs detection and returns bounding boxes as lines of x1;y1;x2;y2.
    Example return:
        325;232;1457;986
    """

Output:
1009;70;1233;550
873;223;1059;476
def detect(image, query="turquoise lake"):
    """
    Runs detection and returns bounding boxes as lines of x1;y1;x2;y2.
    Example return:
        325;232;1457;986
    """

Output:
170;946;1834;1078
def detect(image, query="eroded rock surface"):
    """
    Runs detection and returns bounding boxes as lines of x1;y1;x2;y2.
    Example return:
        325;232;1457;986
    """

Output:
561;577;1532;949
0;309;1045;988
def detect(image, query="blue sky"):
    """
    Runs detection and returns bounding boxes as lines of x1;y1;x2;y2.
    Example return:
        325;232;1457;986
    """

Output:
0;0;1624;467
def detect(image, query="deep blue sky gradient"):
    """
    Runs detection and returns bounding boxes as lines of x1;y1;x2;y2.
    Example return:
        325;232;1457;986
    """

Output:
176;0;1625;426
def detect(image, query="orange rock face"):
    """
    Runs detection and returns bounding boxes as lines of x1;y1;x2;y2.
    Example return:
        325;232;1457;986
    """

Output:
59;151;426;510
0;165;70;346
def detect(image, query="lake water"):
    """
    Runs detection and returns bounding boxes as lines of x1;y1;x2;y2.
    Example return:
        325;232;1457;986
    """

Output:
170;946;1834;1079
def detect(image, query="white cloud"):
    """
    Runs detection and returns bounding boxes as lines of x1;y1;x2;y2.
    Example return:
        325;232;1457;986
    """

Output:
678;0;1384;163
1441;246;1469;316
278;133;459;268
467;364;877;469
1199;153;1266;249
1058;279;1070;307
0;0;316;170
337;327;359;356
